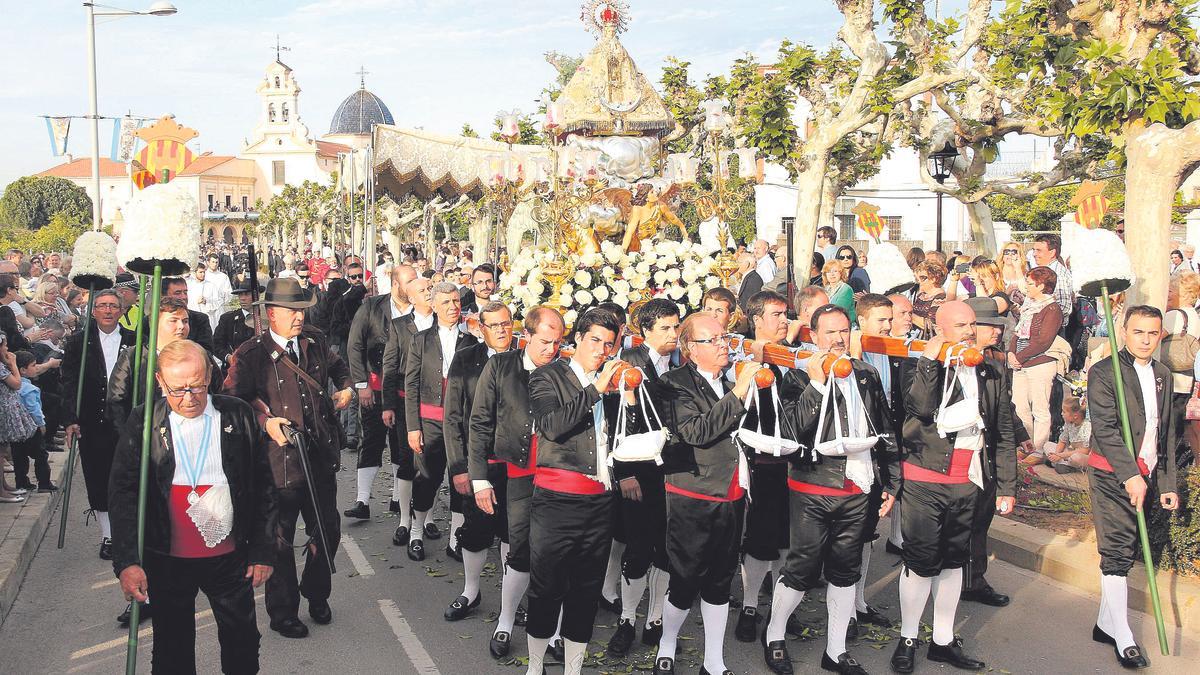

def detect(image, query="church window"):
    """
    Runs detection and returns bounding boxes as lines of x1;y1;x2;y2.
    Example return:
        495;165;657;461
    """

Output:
275;75;281;88
282;103;289;122
268;103;276;123
273;161;286;186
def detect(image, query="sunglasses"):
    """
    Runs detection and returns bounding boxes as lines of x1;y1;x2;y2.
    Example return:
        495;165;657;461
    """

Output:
348;274;363;280
1003;249;1018;255
837;255;854;260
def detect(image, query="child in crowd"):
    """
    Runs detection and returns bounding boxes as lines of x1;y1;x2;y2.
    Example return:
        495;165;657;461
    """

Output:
1047;395;1092;472
0;334;38;502
13;350;54;492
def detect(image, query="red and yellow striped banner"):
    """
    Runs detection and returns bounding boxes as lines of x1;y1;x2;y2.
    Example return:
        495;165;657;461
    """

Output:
1073;194;1110;229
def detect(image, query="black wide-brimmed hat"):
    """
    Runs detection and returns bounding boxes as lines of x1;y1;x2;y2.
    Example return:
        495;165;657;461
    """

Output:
233;280;265;295
255;277;316;309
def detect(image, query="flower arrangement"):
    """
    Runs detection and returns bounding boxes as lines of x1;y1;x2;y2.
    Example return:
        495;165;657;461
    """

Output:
1072;227;1134;298
116;183;200;277
499;239;724;324
68;231;118;290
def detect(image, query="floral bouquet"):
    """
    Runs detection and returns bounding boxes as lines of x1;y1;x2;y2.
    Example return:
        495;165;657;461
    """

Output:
500;239;725;325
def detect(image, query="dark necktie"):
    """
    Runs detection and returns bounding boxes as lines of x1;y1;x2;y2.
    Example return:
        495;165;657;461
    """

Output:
286;341;298;364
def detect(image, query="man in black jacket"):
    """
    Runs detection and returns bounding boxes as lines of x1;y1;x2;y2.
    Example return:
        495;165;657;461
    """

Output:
605;298;679;656
524;308;638;675
890;301;1016;674
404;282;477;561
212;282;258;369
343;264;416;520
162;276;214;354
110;340;277;674
654;313;762;675
468;306;564;659
1086;306;1178;669
443;301;515;620
460;263;497;315
381;277;436;545
762;305;898;675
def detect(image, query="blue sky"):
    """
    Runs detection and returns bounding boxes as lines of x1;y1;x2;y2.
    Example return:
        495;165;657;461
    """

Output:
1;0;970;189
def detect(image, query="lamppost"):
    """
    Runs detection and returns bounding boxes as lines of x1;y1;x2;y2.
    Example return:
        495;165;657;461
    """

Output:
927;140;958;253
83;1;177;232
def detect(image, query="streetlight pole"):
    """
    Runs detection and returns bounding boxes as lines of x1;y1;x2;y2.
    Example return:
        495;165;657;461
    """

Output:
83;2;177;232
935;190;944;254
927;140;958;255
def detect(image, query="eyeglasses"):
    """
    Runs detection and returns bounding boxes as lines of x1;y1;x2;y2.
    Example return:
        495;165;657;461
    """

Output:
690;335;731;348
164;385;207;397
836;255;854;260
1003;250;1018;255
93;303;121;310
483;320;513;330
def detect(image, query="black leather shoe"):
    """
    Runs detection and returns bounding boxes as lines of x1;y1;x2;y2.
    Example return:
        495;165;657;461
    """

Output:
762;634;793;674
822;651;868;674
392;525;410;546
444;594;480;621
1093;626;1150;669
549;638;564;662
885;540;903;555
117;601;151;627
927;636;985;671
1092;624;1117;646
308;600;332;625
597;595;621;615
641;618;663;646
961;586;1010;607
423;522;442;540
857;604;892;627
489;630;511;658
847;616;859;640
407;539;425;561
607;619;636;656
269;617;310;639
890;636;918;673
653;656;675;674
343;501;370;520
444;543;463;563
734;606;758;642
99;538;113;560
389;499;401;513
37;483;59;493
515;604;527;626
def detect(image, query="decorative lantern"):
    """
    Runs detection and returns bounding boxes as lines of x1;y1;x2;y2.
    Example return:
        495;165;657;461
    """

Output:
499;111;521;143
544;101;563;131
701;99;730;133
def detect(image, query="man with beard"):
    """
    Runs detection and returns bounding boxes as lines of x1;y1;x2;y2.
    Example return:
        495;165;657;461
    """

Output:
890;301;1015;673
1085;306;1178;669
344;264;417;520
460;263;497;315
404;282;477;561
382;276;436;546
654;313;762;675
468;306;564;659
605;298;680;655
523;309;638;675
762;305;898;675
444;302;516;615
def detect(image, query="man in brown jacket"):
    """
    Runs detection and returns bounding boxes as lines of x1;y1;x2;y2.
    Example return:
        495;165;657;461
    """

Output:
224;278;354;639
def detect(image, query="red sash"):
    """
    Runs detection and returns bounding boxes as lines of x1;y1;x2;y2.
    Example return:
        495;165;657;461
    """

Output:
665;463;744;503
534;467;607;495
901;448;975;484
787;477;863;496
368;372;382;392
1089;452;1150;476
168;485;235;558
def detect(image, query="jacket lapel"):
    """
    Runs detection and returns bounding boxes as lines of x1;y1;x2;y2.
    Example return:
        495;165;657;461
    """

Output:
153;401;176;499
214;399;241;488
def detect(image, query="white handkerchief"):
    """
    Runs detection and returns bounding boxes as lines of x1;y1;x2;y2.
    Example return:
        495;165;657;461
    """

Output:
187;484;234;548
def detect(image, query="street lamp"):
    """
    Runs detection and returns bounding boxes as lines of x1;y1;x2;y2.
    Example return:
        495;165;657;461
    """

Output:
83;2;177;231
927;139;957;253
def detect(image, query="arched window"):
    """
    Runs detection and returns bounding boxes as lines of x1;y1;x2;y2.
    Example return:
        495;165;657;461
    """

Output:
268;103;276;123
282;103;289;122
274;75;281;88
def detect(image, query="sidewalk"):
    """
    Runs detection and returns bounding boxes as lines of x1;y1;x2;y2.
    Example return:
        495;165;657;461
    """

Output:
0;447;69;628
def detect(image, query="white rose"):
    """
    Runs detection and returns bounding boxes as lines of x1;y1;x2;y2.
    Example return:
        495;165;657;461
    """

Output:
581;252;600;267
574;270;592;288
634;261;650;276
629;274;648;291
653;270;667;286
644;252;658;266
602;242;622;263
665;268;681;283
613;293;629;308
528;281;545;297
704;275;720;289
563;309;578;326
612;279;631;295
681;268;699;284
601;266;616;279
592;286;611;301
574;289;593;306
666;284;685;301
687;286;702;306
660;254;678;267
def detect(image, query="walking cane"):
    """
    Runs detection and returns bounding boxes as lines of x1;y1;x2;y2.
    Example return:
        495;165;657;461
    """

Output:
1099;281;1170;655
57;291;95;549
125;263;163;675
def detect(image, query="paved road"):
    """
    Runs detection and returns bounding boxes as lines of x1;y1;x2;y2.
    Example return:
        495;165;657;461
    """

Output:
3;455;1196;674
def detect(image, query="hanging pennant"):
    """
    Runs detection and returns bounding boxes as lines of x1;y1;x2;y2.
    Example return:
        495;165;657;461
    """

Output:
45;117;71;156
852;201;885;242
1070;180;1111;229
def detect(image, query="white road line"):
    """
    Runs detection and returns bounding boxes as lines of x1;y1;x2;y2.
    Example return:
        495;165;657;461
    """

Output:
340;533;375;577
90;578;120;590
378;599;441;674
70;595;261;660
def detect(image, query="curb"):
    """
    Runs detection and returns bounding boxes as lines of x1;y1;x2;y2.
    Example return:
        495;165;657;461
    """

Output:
0;449;68;629
990;515;1200;633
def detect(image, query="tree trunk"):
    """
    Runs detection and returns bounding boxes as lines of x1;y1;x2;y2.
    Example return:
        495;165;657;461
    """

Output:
313;220;324;252
294;221;305;254
789;152;831;289
1124;121;1200;309
964;200;997;256
818;177;837;243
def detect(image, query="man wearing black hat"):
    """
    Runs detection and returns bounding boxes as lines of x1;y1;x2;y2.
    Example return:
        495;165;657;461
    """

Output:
114;272;143;332
213;281;260;369
224;277;354;639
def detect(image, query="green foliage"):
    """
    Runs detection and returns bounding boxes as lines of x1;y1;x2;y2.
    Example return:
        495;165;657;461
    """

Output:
0;176;92;230
986;184;1076;232
257;180;337;241
30;213;86;251
460;123;480;139
1151;464;1200;576
660;57;703;153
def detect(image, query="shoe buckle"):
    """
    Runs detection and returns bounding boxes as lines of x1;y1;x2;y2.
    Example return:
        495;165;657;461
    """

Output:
846;657;860;666
1127;647;1141;658
903;637;917;647
771;648;786;660
495;632;508;643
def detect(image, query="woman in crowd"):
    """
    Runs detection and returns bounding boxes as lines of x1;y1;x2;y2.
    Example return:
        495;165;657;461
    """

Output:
999;241;1029;316
911;259;947;337
833;244;870;292
31;282;71;329
947;258;1012;315
1008;266;1064;464
1165;272;1200;456
906;246;925;271
821;259;856;325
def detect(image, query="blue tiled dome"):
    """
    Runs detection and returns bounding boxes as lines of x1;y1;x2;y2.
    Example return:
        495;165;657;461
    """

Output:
329;87;394;135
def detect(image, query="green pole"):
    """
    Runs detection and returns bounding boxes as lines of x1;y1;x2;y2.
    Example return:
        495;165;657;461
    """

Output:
130;275;147;407
57;290;95;549
1100;283;1169;655
125;263;162;675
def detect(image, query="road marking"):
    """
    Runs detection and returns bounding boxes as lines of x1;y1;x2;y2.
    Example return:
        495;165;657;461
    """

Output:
341;534;375;576
66;622;216;672
91;578;120;590
378;599;440;674
70;595;261;660
865;561;902;599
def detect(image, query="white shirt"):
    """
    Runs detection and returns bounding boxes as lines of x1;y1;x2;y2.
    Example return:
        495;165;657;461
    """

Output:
642;344;671;377
187;276;225;329
755;256;777;284
569;358;610;486
7;299;25;317
389;298;412;320
1133;360;1159;475
697;367;725;398
205;268;233;306
98;325;123;379
168;400;228;488
269;329;299;358
413;311;434;332
438;324;458;376
376;264;394;296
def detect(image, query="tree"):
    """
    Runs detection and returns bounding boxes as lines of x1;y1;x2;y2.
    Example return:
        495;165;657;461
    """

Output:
460;123;480;139
490;113;543;145
30;213;86;251
0;176;92;230
985;0;1200;307
257;181;337;252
